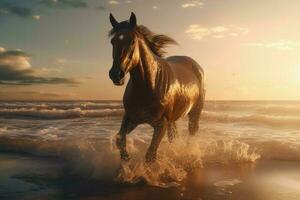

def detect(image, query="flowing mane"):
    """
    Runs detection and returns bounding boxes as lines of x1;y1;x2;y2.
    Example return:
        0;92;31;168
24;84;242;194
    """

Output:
109;24;177;57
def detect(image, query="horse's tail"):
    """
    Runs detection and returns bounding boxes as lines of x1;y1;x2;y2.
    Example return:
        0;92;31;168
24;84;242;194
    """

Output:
187;57;205;135
195;65;205;98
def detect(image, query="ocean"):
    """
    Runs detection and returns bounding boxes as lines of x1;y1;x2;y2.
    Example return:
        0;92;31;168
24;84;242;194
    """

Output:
0;101;300;200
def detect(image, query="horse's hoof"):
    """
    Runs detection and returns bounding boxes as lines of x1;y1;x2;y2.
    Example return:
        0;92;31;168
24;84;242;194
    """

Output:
121;153;130;162
121;156;130;162
145;153;156;163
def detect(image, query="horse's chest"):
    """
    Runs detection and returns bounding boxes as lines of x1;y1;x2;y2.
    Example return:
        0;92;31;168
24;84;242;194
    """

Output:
124;98;163;123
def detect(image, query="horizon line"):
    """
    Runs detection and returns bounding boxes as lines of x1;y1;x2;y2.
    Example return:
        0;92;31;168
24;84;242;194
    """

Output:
1;99;300;102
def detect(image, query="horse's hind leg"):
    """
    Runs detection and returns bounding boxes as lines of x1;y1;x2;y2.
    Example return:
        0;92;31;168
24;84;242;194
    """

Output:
188;95;204;136
167;122;177;143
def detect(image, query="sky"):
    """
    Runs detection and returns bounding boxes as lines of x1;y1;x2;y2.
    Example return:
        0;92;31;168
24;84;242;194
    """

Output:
1;0;300;100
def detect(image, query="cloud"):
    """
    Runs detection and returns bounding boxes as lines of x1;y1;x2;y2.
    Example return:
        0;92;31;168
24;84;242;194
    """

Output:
185;24;248;40
41;0;88;8
0;0;91;19
57;58;67;64
32;15;41;20
181;1;203;8
244;40;300;51
0;90;78;100
0;2;38;19
0;48;80;86
108;0;119;5
106;0;134;6
37;67;63;75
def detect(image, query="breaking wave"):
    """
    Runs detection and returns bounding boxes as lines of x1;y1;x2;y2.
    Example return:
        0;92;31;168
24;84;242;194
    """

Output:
205;101;300;114
1;107;300;128
202;111;300;128
0;134;260;187
1;132;300;187
0;108;124;119
0;102;123;110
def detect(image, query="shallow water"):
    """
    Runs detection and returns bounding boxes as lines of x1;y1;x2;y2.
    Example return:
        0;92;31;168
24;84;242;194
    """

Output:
1;153;300;200
0;101;300;199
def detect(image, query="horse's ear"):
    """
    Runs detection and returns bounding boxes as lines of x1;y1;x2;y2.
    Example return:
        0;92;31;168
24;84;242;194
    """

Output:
109;13;119;28
129;12;137;28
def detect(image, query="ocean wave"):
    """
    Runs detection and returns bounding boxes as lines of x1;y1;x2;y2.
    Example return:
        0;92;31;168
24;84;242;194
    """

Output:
1;107;300;128
1;134;299;163
249;140;300;162
0;135;259;187
202;111;300;128
0;102;123;110
3;101;300;114
205;101;300;115
1;133;300;187
0;126;7;134
0;108;124;119
255;106;300;116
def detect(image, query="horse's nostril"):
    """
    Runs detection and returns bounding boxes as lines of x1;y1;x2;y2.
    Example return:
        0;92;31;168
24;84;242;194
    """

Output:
119;70;125;79
109;67;124;83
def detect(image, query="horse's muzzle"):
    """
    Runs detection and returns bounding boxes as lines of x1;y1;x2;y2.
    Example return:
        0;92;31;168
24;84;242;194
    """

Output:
109;67;125;86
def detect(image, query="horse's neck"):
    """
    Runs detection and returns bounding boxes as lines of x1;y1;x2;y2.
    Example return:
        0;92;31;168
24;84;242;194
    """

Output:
130;40;161;91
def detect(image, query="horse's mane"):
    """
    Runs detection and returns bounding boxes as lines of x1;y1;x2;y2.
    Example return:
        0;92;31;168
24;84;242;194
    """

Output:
109;25;177;58
135;25;177;57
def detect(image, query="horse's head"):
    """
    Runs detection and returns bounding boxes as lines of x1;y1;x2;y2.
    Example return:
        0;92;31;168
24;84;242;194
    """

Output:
108;12;140;86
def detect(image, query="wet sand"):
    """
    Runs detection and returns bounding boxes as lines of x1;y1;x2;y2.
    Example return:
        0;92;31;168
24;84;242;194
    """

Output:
1;153;300;200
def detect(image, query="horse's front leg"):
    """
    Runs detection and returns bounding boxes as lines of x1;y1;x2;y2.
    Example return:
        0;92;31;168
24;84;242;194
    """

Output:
116;115;136;161
145;117;168;163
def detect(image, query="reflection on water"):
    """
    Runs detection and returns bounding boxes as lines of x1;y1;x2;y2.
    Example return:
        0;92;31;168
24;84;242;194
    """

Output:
1;153;300;200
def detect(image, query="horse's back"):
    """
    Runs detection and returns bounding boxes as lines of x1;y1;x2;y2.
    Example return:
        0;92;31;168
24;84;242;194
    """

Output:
163;56;205;120
166;56;205;91
166;56;204;74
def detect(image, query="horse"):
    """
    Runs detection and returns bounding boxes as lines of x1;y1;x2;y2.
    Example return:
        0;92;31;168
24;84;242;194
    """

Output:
108;12;205;163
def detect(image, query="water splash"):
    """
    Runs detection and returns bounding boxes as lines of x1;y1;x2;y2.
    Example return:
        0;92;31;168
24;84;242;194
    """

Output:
108;134;260;187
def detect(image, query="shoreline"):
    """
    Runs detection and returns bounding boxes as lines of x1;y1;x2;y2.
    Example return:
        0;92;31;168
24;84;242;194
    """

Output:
1;152;300;200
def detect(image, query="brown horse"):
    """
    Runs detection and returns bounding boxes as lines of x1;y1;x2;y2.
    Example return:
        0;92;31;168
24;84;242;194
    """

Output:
108;13;205;163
